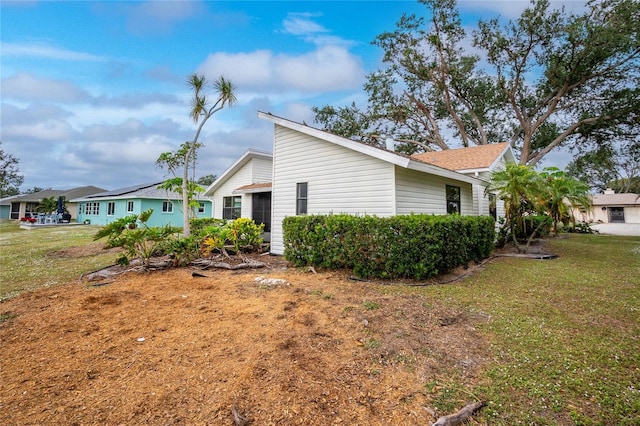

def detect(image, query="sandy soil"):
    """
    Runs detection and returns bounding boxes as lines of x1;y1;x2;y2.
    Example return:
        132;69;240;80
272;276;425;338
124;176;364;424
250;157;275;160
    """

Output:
0;255;492;425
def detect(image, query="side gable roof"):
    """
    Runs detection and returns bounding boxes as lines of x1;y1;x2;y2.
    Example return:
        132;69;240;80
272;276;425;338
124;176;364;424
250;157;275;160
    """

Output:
412;142;515;173
72;182;195;202
204;149;273;196
6;186;106;203
257;112;485;186
592;193;640;206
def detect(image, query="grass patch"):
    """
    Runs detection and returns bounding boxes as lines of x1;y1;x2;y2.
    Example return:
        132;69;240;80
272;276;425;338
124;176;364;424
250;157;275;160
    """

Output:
0;220;115;300
416;234;640;424
363;300;380;310
0;311;17;323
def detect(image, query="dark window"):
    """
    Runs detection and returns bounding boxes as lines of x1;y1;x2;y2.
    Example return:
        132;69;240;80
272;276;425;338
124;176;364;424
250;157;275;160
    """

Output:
296;182;308;215
162;201;173;213
198;202;205;213
489;193;497;220
252;192;271;232
25;202;38;217
107;202;115;216
127;201;134;213
446;185;460;214
223;196;241;220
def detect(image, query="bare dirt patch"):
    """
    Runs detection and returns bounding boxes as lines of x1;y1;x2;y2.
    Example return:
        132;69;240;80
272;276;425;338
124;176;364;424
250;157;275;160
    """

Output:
0;256;494;425
46;242;121;259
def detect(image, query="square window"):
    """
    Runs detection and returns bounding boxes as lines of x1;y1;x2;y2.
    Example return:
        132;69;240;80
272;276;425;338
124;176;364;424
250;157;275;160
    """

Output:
223;196;241;220
162;201;173;213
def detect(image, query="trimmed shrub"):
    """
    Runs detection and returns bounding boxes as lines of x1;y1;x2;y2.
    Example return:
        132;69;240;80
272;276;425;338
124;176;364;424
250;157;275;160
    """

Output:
283;214;495;280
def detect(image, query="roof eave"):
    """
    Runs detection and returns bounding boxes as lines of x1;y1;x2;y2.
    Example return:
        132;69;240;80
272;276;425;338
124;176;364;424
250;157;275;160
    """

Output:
259;111;486;185
205;149;273;196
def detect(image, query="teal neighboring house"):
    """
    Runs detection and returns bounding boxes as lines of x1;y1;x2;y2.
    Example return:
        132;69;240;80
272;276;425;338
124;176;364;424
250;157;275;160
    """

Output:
72;182;213;227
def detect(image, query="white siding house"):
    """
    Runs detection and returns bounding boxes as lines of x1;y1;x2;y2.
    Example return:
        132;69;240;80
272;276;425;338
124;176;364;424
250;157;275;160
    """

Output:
576;189;640;224
413;143;515;220
258;112;490;255
204;149;273;235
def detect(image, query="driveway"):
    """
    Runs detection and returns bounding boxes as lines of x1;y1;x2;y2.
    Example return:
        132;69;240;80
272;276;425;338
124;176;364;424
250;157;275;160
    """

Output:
590;223;640;236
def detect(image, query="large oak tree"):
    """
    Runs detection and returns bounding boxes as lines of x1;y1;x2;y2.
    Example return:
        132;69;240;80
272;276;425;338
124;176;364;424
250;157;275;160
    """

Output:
313;0;639;165
0;142;23;197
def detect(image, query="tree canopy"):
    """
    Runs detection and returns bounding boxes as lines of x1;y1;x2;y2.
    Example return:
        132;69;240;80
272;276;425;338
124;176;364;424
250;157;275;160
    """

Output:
313;0;640;165
567;138;640;193
0;142;24;197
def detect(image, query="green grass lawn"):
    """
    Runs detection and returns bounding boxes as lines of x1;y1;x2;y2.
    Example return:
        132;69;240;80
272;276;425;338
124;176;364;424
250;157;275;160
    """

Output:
414;234;640;425
1;220;638;424
0;220;116;300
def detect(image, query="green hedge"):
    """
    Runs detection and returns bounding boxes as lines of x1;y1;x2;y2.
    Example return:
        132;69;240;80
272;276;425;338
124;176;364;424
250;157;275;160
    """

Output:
283;214;495;280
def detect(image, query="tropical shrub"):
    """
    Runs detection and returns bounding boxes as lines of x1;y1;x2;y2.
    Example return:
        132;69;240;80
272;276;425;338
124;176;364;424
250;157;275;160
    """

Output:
94;210;181;266
165;235;200;266
227;218;264;252
200;225;231;257
487;164;591;253
190;217;228;235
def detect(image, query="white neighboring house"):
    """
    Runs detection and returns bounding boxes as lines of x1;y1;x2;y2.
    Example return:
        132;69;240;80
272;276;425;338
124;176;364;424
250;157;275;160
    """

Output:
581;189;640;223
204;149;273;238
257;112;514;255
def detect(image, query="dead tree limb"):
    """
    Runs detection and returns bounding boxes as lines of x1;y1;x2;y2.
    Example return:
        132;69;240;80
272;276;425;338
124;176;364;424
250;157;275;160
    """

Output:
191;259;266;270
231;406;247;426
431;401;485;426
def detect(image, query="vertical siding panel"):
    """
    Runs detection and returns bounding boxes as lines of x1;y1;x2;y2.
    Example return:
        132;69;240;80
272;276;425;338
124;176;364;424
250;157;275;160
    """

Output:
395;167;474;216
271;125;395;255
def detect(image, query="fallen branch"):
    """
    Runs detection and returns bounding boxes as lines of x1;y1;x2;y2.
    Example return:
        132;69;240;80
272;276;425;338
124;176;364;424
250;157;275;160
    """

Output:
431;401;485;426
231;406;247;426
192;259;266;270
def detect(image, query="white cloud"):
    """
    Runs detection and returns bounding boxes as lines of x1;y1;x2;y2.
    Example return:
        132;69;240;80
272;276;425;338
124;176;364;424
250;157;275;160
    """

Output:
197;46;364;93
282;12;328;36
0;42;107;62
1;73;91;102
125;0;206;35
197;50;274;87
276;46;363;91
4;121;74;142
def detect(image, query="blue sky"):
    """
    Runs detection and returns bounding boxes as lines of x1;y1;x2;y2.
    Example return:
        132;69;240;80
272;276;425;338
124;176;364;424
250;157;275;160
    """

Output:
1;0;585;191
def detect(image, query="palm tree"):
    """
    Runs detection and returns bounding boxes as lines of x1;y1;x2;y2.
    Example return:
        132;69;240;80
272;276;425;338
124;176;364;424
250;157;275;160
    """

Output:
538;168;592;236
36;197;58;213
179;74;237;237
486;163;546;253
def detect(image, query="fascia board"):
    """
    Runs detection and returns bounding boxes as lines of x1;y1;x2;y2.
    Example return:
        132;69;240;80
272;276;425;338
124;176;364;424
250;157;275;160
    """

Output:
259;111;411;167
259;111;486;186
204;149;272;196
407;160;485;186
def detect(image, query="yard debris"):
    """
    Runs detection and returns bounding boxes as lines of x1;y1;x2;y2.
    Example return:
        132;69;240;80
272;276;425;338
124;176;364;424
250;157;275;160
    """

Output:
254;276;288;286
191;258;266;270
231;406;248;426
431;401;485;426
